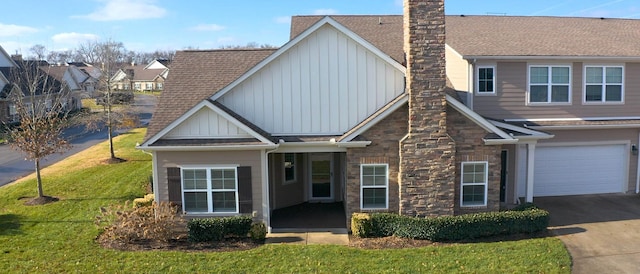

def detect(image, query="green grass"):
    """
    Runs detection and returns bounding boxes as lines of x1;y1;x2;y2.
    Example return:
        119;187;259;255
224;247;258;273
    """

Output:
0;129;572;273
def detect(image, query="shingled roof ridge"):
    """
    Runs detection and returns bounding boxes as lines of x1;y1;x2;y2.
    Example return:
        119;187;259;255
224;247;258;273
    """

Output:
180;48;279;53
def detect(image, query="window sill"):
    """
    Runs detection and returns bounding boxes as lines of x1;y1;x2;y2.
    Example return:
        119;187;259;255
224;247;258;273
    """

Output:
460;204;487;209
183;212;240;217
526;102;572;106
475;92;497;96
582;101;624;105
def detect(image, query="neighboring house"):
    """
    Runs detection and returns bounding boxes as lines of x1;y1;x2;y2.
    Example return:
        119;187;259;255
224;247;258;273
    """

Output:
139;0;549;232
42;65;88;105
0;46;76;124
110;59;169;92
445;15;640;204
66;62;100;97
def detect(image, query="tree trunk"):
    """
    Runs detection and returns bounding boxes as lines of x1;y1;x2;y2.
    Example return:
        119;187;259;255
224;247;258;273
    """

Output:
35;159;44;197
107;92;116;159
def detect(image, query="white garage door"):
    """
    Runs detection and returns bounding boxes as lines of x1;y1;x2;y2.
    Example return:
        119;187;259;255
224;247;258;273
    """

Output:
534;144;626;196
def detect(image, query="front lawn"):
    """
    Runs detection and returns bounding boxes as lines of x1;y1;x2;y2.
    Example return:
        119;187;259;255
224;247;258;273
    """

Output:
0;128;571;273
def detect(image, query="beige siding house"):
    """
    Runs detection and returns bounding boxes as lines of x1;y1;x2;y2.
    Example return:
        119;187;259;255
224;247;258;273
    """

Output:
446;15;640;203
139;0;550;232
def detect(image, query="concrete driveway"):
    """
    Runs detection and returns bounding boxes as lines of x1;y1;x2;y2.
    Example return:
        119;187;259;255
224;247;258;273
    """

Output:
535;194;640;273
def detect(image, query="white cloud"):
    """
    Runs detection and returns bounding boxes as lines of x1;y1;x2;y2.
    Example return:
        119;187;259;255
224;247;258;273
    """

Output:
275;16;291;24
52;32;100;44
313;9;338;15
72;0;166;21
190;24;226;32
0;23;38;37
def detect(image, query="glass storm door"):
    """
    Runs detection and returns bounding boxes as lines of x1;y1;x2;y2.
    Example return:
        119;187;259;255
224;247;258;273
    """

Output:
309;154;333;200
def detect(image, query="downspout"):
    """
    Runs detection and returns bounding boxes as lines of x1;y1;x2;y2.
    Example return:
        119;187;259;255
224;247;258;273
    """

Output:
636;131;640;193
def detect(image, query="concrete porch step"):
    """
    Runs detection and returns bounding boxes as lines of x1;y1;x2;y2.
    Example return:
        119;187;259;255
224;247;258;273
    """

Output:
266;229;349;245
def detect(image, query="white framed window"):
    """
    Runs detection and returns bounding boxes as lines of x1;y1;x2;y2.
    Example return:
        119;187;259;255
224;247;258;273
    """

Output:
182;167;239;213
460;161;488;207
8;104;18;122
134;83;141;90
360;164;388;210
528;65;571;104
157;82;163;90
145;83;153;90
584;65;624;103
476;66;495;94
283;153;296;183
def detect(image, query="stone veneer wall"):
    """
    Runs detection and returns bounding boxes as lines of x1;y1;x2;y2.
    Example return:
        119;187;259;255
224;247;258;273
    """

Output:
399;0;456;217
447;105;502;214
345;106;408;223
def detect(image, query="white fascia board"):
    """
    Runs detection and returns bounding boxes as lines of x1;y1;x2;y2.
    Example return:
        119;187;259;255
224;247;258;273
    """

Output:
462;55;640;61
340;94;408;142
505;116;640;122
110;70;126;82
488;120;553;137
446;94;514;141
0;46;17;67
211;16;405;101
527;124;640;130
140;100;275;147
137;144;278;152
483;138;519;145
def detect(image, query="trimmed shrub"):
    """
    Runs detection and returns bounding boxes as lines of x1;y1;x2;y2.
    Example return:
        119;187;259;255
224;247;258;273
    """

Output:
132;193;154;208
351;207;549;241
187;216;253;242
351;213;373;237
249;222;267;242
512;202;539;211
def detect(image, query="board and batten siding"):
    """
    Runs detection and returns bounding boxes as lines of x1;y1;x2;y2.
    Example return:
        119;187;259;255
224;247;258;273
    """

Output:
445;46;469;91
156;150;263;219
164;107;252;139
473;61;640;120
219;24;405;135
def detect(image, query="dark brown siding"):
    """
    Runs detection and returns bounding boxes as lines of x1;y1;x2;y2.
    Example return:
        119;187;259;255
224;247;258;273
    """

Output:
237;166;253;214
167;167;182;205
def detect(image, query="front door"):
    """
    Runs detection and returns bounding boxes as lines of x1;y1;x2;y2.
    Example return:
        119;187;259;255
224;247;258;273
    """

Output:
309;153;333;201
500;150;508;202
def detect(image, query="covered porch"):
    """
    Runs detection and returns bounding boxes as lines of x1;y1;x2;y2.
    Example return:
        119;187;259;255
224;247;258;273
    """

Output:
267;151;349;231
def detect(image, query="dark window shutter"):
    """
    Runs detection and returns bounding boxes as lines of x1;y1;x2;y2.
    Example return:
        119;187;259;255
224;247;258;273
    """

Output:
237;166;252;214
167;167;182;206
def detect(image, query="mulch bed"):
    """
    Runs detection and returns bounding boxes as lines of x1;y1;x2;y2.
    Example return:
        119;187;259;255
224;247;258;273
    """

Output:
96;234;262;252
21;196;59;206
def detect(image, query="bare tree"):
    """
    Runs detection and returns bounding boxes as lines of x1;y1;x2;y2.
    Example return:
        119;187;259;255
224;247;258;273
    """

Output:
3;61;71;201
84;39;138;161
29;44;47;61
76;40;99;64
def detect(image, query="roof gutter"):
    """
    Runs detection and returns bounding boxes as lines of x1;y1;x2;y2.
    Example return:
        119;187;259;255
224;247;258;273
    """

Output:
526;124;640;130
483;138;519;145
462;55;640;61
136;144;279;152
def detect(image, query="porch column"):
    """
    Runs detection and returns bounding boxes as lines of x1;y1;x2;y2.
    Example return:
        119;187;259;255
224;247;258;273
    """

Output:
526;143;536;203
261;149;271;233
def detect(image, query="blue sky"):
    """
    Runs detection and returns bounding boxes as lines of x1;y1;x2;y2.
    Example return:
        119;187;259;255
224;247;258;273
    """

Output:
2;0;639;57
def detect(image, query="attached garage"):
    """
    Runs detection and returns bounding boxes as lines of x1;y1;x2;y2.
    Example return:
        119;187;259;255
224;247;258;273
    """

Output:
534;144;627;196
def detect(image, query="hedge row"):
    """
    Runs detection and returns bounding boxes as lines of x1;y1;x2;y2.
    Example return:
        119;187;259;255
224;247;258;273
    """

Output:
187;216;253;242
352;207;549;241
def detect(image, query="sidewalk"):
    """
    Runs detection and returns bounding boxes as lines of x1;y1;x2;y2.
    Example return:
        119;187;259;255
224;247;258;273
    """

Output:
266;229;349;245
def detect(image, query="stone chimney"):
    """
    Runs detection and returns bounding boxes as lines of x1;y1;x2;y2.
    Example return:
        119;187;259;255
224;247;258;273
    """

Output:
399;0;456;216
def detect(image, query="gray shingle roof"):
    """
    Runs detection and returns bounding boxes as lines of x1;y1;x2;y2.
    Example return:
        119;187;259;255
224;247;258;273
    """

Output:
291;15;404;64
446;15;640;57
144;49;275;142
